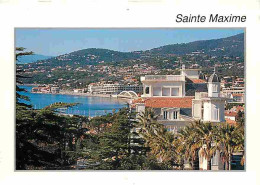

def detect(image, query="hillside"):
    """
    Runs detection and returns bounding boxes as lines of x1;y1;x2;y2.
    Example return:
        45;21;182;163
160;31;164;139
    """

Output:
26;33;244;68
18;33;244;88
148;33;244;57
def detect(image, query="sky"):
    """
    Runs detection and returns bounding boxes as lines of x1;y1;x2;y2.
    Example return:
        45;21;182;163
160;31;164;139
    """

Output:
16;28;244;56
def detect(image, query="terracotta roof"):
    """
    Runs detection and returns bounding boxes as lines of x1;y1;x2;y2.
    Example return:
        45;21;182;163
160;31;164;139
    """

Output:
233;93;244;97
189;79;207;83
225;118;237;126
132;98;145;104
225;111;237;117
143;97;194;108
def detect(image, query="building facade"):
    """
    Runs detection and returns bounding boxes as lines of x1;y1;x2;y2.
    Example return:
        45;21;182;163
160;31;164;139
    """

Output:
132;66;230;170
192;70;229;123
134;65;224;132
88;83;143;95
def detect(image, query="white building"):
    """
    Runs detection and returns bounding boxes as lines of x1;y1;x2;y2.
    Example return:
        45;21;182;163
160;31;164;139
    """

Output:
132;66;230;170
141;65;202;98
135;65;206;132
88;83;143;95
135;67;229;126
192;70;229;123
141;75;186;98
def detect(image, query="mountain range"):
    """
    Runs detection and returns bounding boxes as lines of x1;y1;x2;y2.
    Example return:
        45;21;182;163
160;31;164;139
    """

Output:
20;33;244;66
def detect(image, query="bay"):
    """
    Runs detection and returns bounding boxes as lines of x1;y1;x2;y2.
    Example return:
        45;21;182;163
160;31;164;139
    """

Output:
18;85;127;117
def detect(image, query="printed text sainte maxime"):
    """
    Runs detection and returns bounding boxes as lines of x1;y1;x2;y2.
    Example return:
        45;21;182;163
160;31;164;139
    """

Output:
176;14;246;23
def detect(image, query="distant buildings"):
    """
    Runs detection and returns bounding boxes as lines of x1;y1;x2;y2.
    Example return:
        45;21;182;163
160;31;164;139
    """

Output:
87;82;143;95
32;85;60;94
222;87;245;103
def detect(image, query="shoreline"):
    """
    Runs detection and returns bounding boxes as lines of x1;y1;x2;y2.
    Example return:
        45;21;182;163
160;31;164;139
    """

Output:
59;90;112;98
23;84;131;103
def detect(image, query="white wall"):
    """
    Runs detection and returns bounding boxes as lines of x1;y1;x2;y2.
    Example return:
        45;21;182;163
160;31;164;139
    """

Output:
203;101;211;121
136;103;145;115
182;70;200;79
203;100;225;122
208;82;220;97
193;100;202;119
142;81;184;97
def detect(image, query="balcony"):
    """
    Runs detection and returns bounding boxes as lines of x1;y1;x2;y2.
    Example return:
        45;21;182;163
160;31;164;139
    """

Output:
195;92;231;99
141;75;185;82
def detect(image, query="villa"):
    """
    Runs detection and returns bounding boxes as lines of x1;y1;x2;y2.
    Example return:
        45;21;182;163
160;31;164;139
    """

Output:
132;65;229;133
131;65;234;170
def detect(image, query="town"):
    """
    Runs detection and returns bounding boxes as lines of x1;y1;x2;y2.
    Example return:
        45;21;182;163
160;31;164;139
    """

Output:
16;31;245;171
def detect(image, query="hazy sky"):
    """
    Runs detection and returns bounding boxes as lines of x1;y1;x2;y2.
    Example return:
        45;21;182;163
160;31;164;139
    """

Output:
16;28;244;56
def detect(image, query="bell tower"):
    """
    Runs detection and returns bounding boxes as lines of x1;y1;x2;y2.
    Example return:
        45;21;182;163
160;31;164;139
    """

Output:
192;68;228;123
203;67;226;122
208;67;220;97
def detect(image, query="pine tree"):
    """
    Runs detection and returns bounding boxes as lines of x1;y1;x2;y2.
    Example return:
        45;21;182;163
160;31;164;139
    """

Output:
16;48;85;169
83;108;148;170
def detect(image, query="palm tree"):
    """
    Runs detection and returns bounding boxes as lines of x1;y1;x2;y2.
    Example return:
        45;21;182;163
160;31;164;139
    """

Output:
195;122;218;170
137;108;160;135
215;123;244;170
234;125;245;166
176;124;200;170
137;108;175;164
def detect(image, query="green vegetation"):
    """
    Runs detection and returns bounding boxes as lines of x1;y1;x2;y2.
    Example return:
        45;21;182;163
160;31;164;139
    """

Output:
16;43;245;170
19;33;244;88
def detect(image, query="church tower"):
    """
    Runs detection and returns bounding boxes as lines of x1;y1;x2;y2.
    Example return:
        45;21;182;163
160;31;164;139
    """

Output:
203;68;226;122
208;67;221;97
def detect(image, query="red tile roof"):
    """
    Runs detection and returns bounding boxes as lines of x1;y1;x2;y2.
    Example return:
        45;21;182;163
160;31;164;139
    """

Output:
138;97;194;108
233;93;244;97
132;98;145;104
189;79;206;83
225;118;237;126
225;111;237;117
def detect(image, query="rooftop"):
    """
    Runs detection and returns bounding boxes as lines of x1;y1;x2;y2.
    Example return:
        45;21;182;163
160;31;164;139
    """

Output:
141;75;185;82
225;118;237;126
233;93;244;97
188;79;207;83
133;97;194;108
225;111;237;117
180;68;201;71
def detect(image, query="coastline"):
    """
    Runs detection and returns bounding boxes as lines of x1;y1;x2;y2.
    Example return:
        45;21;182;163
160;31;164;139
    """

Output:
59;90;112;98
23;84;131;103
24;84;111;98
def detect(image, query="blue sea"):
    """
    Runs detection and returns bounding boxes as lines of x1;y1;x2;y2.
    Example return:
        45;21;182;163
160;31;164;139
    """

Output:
19;85;127;117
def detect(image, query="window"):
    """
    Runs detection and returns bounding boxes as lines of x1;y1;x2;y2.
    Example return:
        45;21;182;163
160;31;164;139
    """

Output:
162;87;170;96
145;86;149;94
153;87;161;96
163;111;168;119
171;88;179;96
173;111;178;120
212;84;219;93
214;105;219;121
